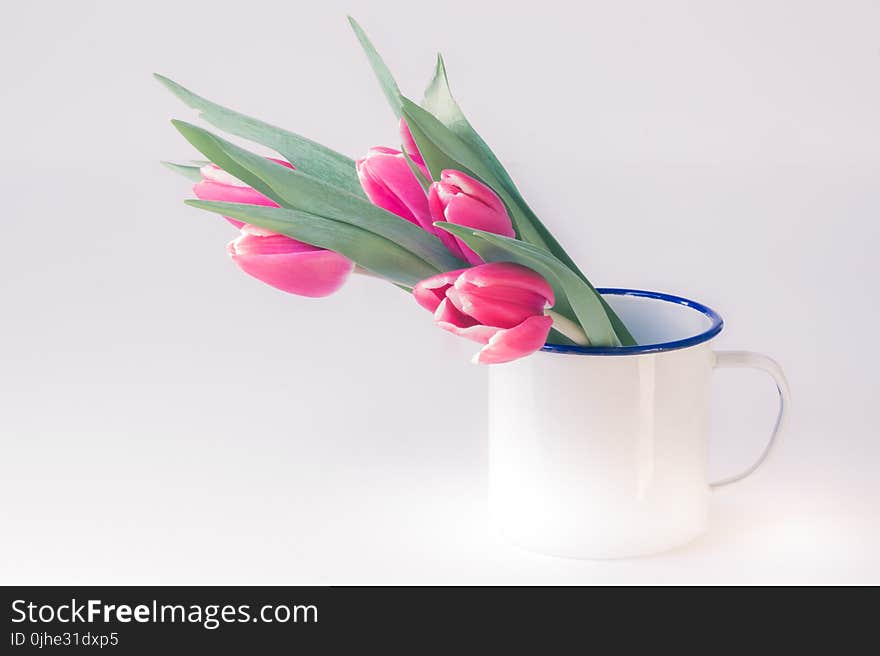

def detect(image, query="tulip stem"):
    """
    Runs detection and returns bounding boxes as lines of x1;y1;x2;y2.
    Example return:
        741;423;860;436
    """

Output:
545;310;590;346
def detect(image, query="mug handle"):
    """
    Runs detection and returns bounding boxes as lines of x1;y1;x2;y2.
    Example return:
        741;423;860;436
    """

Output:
710;350;791;488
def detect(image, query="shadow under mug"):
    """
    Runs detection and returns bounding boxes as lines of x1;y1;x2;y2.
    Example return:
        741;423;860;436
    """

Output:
488;289;790;559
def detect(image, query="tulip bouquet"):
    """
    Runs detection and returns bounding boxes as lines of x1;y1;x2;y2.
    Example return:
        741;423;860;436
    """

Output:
159;17;637;364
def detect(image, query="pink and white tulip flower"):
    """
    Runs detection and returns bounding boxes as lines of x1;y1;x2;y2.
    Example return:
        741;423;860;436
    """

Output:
356;149;515;268
356;147;433;232
413;262;555;365
192;158;352;296
193;158;294;228
428;170;515;265
228;225;354;298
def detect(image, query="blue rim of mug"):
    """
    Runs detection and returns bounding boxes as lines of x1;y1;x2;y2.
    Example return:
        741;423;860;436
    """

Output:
541;288;724;356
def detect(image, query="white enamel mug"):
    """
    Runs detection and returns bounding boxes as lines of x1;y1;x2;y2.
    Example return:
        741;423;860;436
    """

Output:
488;289;790;559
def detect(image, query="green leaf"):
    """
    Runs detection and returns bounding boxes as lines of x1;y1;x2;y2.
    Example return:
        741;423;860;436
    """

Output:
419;68;591;283
401;146;431;191
345;27;592;285
434;223;634;347
347;16;402;119
422;54;519;194
171;120;278;199
187;201;437;287
154;74;364;196
401;95;583;278
172;120;466;273
399;108;461;182
161;161;202;182
547;329;578;346
597;295;637;346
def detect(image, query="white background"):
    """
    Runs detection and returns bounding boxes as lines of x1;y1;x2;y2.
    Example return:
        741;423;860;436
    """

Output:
1;0;877;584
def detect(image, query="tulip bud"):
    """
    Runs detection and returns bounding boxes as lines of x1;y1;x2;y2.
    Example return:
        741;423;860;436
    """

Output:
193;158;294;228
228;224;353;298
356;147;433;233
413;262;555;364
427;170;515;265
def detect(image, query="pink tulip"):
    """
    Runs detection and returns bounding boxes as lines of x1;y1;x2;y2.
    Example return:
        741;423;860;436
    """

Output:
398;118;429;179
428;170;515;265
193;158;294;228
228;224;354;298
356;147;433;232
413;262;555;364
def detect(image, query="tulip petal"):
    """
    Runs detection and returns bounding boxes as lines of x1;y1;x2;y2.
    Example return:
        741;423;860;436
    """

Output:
228;230;353;297
440;169;507;216
267;158;295;169
455;279;550;310
193;181;280;228
428;171;515;265
434;297;478;329
193;180;279;207
456;262;555;306
232;225;322;254
200;164;249;187
194;159;293;229
413;263;555;362
442;194;515;265
201;159;294;185
443;194;515;237
435;299;501;344
427;186;467;260
357;165;418;223
357;147;433;232
412;268;468;312
473;315;553;365
447;284;549;329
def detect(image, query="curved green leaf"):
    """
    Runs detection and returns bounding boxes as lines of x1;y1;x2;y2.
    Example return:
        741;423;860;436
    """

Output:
161;161;202;182
401;98;559;248
404;93;589;284
347;17;402;119
401;147;431;191
597;295;637;346
172;120;466;273
155;74;364;196
399;110;461;183
187;201;437;286
422;54;518;194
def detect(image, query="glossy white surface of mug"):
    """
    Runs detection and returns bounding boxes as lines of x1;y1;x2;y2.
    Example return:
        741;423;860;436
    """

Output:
487;289;789;559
